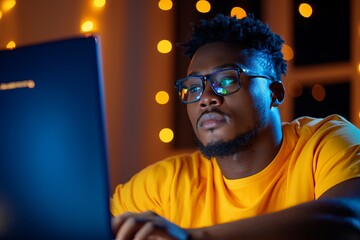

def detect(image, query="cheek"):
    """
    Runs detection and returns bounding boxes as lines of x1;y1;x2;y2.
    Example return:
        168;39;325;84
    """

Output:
234;83;271;120
248;81;271;106
248;85;272;121
186;105;198;129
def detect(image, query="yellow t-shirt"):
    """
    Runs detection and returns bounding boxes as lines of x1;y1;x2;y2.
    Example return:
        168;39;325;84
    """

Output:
110;115;360;228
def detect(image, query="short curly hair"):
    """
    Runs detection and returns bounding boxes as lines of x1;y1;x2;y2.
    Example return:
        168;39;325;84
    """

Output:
180;14;287;81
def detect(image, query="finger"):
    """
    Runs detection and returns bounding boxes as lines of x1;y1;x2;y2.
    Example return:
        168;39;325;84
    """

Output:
134;221;157;240
115;216;143;240
135;222;175;240
112;212;135;237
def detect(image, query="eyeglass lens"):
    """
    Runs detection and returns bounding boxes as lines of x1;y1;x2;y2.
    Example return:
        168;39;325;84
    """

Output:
178;68;240;103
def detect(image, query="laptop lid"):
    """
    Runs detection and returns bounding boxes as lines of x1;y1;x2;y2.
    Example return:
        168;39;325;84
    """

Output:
0;36;112;239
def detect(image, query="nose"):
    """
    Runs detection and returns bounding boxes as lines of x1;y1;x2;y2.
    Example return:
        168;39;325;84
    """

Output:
199;82;223;108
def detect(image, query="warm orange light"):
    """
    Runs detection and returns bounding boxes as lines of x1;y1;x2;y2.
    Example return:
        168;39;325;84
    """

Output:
312;84;326;102
155;91;170;104
282;44;294;61
230;7;246;19
81;21;94;32
299;3;313;18
159;128;174;143
196;0;211;13
0;11;3;19
1;0;16;12
6;41;16;49
157;40;172;54
93;0;106;8
158;0;173;11
358;63;360;73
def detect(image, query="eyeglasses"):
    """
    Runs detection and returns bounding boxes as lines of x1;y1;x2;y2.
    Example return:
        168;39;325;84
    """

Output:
174;66;272;104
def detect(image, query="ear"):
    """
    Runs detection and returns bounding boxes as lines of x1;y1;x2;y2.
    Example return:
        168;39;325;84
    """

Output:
270;81;285;107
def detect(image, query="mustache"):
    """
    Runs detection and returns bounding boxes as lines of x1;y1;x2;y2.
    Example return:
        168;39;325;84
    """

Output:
196;108;228;128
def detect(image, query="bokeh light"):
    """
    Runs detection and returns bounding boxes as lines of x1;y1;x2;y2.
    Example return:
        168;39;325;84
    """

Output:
93;0;106;8
312;84;326;102
157;40;172;54
0;11;3;19
158;0;173;11
155;91;170;105
299;3;313;18
1;0;16;12
196;0;211;13
81;20;94;32
282;44;294;61
159;128;174;143
6;41;16;49
230;7;247;19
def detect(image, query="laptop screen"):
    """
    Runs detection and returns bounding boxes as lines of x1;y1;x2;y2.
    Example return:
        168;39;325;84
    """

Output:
0;36;112;239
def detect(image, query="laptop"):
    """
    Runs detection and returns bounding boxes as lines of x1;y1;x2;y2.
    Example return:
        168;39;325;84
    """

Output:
0;36;113;239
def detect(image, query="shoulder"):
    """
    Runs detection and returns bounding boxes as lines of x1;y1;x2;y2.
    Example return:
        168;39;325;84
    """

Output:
283;114;360;141
279;115;360;199
135;150;212;180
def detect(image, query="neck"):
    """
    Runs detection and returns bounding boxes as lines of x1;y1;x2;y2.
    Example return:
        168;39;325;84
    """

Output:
216;114;283;179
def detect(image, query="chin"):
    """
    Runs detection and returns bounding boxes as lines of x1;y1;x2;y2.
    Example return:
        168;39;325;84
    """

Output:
199;132;235;146
196;127;261;159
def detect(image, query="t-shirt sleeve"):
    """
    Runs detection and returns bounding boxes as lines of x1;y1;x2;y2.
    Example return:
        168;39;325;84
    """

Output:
110;158;176;217
314;117;360;198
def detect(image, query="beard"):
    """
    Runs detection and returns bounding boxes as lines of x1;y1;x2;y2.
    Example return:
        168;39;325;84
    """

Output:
197;114;266;159
197;128;259;159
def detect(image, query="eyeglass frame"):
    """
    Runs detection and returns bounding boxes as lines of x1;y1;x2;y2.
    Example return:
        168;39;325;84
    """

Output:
174;65;274;104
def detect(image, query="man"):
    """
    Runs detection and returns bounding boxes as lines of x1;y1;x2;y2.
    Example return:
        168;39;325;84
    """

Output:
111;14;360;239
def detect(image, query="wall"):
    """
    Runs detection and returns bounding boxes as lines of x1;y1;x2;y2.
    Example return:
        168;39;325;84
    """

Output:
1;0;359;194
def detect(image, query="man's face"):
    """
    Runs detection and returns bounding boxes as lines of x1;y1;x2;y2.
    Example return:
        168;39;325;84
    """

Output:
186;42;274;154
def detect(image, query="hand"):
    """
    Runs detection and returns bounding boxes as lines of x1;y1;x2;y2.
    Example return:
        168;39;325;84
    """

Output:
111;211;191;240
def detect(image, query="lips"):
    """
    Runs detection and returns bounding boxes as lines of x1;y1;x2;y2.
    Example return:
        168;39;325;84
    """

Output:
197;112;227;129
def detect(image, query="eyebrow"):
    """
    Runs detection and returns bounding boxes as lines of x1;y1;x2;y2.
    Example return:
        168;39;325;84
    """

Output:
187;63;239;77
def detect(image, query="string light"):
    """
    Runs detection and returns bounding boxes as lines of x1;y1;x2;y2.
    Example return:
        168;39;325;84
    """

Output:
1;0;16;12
282;44;294;61
157;40;172;54
155;91;170;105
93;0;106;8
230;7;246;19
158;0;172;11
81;20;94;32
159;128;174;143
299;3;313;18
6;41;16;49
196;0;211;13
312;84;326;102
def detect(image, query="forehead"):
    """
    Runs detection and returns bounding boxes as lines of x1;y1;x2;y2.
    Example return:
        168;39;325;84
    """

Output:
187;42;264;75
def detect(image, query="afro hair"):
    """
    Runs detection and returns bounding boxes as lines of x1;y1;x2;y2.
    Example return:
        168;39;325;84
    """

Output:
180;14;287;81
